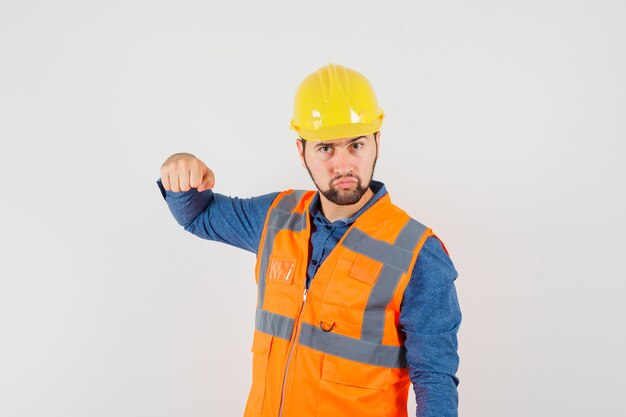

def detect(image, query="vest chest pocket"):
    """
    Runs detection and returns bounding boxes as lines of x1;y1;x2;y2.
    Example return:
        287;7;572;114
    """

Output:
317;353;391;417
321;256;384;332
247;331;273;415
349;254;383;285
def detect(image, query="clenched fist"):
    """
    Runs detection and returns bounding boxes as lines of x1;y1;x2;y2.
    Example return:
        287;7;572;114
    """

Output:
159;153;215;192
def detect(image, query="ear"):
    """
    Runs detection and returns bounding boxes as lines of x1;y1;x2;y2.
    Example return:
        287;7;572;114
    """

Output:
296;138;306;168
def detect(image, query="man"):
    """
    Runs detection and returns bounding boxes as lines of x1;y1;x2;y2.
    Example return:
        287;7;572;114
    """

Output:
156;63;461;417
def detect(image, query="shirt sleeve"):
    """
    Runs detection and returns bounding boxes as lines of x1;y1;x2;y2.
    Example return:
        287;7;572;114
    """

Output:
399;234;462;417
156;178;280;253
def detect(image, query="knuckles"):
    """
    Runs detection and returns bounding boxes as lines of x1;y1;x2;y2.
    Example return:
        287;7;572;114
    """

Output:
160;155;212;192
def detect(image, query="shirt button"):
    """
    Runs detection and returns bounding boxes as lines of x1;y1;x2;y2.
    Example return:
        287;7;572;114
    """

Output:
311;259;318;265
325;225;332;230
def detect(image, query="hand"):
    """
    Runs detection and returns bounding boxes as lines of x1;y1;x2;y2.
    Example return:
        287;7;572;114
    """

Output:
159;153;215;192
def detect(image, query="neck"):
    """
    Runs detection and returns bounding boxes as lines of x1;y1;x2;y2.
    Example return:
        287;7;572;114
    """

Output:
318;187;375;223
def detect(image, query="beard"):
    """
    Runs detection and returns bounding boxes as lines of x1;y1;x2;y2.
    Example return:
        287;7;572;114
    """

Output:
304;154;378;206
322;174;369;205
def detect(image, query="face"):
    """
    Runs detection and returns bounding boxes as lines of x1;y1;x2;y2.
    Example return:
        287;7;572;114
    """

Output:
296;132;379;206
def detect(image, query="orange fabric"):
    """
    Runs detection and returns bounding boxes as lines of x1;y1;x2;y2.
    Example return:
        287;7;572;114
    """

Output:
244;190;433;417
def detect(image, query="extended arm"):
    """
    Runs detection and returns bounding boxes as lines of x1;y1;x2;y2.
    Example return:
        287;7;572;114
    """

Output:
156;153;278;253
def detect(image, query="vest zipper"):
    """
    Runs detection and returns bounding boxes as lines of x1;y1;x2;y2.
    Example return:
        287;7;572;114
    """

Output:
277;287;308;417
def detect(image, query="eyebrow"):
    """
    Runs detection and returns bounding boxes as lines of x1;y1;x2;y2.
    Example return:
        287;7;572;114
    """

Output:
314;136;367;148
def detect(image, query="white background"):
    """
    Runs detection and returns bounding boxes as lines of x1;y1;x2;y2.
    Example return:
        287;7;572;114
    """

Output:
1;1;625;416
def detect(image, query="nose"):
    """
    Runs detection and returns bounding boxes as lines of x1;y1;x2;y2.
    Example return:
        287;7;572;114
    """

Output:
332;147;353;177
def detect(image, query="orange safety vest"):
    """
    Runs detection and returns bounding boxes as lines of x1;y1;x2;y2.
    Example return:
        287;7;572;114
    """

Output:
243;189;434;417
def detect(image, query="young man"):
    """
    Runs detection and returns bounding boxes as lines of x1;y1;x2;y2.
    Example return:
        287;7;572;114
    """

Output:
157;63;461;417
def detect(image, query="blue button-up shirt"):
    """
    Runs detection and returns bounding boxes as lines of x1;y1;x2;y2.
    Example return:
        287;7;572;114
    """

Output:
156;178;461;417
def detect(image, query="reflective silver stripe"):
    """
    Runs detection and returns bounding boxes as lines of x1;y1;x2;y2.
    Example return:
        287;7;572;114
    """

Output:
268;210;305;232
274;190;306;214
257;190;307;312
394;218;427;252
361;219;429;343
255;308;294;341
341;228;414;272
299;322;408;368
361;265;402;343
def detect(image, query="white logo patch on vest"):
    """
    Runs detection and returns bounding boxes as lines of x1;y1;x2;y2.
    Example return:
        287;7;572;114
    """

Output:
267;257;296;284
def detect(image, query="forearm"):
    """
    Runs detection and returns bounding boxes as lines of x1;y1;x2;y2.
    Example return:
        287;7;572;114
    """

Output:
412;372;459;417
406;325;460;417
156;177;279;252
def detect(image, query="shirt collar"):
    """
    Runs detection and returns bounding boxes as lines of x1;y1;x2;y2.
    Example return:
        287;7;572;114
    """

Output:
308;179;388;226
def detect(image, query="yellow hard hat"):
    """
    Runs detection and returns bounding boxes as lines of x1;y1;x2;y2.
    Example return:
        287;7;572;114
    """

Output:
290;63;384;141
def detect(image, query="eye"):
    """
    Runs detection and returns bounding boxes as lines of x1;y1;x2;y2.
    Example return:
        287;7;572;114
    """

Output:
319;146;332;153
351;142;363;150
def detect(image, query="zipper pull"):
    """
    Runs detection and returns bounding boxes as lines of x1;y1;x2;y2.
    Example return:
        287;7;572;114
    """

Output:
303;288;308;301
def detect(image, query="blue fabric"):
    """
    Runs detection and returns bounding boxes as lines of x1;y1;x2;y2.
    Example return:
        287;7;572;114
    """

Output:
156;178;461;417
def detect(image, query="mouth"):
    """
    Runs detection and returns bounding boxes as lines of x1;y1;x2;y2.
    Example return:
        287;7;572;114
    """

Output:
334;178;357;187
